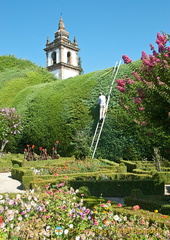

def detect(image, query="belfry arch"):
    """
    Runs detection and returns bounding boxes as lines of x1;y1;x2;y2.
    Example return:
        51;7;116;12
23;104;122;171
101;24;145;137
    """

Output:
44;17;81;79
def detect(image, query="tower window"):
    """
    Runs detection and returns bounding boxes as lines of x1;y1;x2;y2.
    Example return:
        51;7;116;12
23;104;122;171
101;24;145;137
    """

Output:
67;52;71;64
51;51;56;64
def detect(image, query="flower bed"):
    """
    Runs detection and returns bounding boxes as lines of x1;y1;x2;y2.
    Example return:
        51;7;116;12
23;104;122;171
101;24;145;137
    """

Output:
0;183;170;239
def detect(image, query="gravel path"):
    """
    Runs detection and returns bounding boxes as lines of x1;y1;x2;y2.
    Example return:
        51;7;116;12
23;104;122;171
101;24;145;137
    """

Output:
0;172;25;193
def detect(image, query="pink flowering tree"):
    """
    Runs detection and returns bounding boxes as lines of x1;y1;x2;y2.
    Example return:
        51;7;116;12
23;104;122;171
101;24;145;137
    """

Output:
0;108;22;152
116;32;170;157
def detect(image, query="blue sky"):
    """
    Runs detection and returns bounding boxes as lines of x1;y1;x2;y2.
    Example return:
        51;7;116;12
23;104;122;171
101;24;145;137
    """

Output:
1;0;169;74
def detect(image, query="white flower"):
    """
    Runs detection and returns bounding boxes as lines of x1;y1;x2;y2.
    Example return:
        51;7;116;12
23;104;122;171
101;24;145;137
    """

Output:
64;229;69;234
18;216;22;221
113;215;120;221
10;224;14;229
0;200;5;204
75;236;80;240
69;224;73;228
0;222;5;228
0;195;3;200
46;226;50;232
8;215;14;221
16;194;21;199
28;196;32;201
75;189;79;193
34;197;37;201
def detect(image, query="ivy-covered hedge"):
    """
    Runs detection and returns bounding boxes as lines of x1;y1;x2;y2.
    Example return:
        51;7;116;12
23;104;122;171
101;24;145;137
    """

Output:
70;180;164;197
11;167;33;181
11;164;153;190
153;172;170;184
124;193;170;215
1;56;170;161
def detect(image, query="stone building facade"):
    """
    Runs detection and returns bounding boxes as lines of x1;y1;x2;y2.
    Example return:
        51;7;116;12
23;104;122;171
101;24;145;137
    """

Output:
44;17;81;80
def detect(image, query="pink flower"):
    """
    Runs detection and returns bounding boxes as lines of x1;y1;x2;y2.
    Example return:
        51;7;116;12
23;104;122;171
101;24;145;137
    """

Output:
57;182;65;187
150;44;154;50
117;203;122;207
81;194;84;196
132;205;140;210
139;107;145;111
122;55;132;64
100;204;105;207
107;200;111;203
117;86;126;93
156;33;167;45
133;97;142;104
141;51;148;60
126;78;136;84
116;79;126;87
20;211;26;215
158;43;166;53
93;221;99;225
133;72;141;81
147;132;153;136
141;122;147;126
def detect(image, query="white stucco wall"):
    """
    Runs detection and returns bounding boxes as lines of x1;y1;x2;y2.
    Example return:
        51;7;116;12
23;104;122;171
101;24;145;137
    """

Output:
62;48;78;66
50;67;78;79
51;69;60;79
63;68;79;79
47;49;60;66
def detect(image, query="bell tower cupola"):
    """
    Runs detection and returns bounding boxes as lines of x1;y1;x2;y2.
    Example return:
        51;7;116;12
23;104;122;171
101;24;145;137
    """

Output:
44;17;81;80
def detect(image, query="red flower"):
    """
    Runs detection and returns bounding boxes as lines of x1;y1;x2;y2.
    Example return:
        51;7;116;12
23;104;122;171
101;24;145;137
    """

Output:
24;149;28;152
52;147;55;150
32;145;35;149
56;141;59;144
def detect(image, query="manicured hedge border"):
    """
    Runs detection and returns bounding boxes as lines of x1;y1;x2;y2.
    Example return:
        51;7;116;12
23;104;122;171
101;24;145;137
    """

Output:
124;195;170;215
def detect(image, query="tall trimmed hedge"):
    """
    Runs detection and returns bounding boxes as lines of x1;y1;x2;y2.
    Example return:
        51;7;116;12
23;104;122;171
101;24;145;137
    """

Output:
0;56;169;161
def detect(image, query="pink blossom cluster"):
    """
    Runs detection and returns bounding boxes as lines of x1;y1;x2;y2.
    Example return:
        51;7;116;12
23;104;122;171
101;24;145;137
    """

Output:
116;76;136;93
122;55;132;64
156;33;167;53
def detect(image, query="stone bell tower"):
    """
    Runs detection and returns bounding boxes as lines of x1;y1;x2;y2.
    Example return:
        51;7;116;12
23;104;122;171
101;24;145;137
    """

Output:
44;17;81;79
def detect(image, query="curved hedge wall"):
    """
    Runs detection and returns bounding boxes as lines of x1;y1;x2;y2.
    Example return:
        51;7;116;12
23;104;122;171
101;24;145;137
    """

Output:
0;56;166;160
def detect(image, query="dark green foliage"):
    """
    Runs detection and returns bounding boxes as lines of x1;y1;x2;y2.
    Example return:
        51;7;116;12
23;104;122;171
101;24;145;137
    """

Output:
0;55;169;161
129;188;144;198
124;194;170;215
153;172;170;184
77;186;92;197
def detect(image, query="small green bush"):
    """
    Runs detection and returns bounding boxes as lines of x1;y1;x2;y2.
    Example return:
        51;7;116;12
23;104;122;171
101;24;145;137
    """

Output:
129;188;144;198
77;186;91;197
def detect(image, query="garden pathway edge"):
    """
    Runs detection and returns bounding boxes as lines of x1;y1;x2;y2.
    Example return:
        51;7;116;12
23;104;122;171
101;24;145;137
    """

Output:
0;172;25;193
